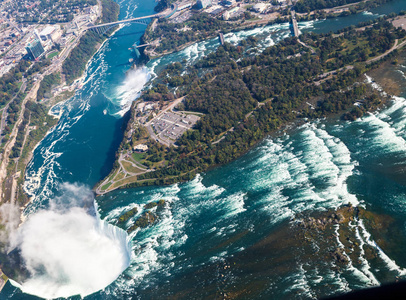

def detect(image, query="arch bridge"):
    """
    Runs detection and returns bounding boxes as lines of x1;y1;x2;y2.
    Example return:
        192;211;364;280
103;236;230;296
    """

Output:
86;5;178;35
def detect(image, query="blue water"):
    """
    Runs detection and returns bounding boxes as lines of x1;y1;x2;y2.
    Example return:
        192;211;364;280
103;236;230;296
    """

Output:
3;0;406;298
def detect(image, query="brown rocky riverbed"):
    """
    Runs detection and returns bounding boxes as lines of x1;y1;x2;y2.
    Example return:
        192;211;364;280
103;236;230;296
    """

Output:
135;204;406;299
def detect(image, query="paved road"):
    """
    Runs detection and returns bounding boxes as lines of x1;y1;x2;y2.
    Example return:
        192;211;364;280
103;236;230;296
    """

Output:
366;39;405;64
291;10;299;37
0;81;27;146
314;38;406;85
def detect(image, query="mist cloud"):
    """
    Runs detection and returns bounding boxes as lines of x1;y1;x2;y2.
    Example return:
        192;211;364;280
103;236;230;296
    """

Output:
114;66;150;116
9;183;132;299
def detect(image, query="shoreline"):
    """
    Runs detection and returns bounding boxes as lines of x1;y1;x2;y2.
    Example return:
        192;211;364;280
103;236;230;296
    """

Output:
18;23;125;221
96;13;406;194
12;0;122;221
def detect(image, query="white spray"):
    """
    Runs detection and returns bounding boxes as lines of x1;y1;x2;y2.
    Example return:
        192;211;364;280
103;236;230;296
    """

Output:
114;66;150;116
8;183;132;299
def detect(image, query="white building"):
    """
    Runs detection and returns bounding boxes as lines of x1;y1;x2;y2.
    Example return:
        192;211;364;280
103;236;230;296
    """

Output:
253;3;268;13
178;2;192;10
197;0;211;9
134;144;148;152
223;0;235;7
39;25;62;43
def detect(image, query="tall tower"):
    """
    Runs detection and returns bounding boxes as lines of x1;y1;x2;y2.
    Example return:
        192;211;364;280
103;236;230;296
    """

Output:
26;39;45;60
197;0;212;9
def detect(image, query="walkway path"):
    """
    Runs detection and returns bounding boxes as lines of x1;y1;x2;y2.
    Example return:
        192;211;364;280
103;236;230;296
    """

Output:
366;39;404;64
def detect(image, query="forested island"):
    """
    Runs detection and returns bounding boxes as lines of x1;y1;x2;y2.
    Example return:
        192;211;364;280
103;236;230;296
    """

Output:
139;0;399;59
97;14;406;192
294;0;393;12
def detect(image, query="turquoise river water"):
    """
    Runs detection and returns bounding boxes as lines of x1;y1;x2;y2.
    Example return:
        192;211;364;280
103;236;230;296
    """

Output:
2;0;406;298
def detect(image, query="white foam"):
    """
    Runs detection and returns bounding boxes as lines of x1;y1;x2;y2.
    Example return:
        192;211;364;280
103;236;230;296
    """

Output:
377;96;406;140
11;184;132;299
112;66;151;116
397;69;406;80
359;219;406;276
334;224;379;285
224;22;289;50
243;125;358;223
324;268;351;293
223;192;247;218
285;264;316;299
358;113;406;154
109;184;187;286
148;57;162;79
352;221;380;285
365;74;387;96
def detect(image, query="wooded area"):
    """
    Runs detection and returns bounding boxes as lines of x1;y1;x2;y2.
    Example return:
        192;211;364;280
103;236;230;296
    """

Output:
62;0;119;84
121;18;406;187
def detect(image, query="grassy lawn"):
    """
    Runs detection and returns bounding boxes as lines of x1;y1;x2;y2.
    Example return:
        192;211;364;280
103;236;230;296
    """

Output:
122;160;145;174
47;51;59;59
101;181;112;191
110;175;139;189
115;171;126;181
132;152;146;163
107;169;119;182
181;111;204;116
340;39;369;54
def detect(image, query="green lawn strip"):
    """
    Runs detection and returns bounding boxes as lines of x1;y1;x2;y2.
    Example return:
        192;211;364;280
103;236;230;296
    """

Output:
110;175;139;189
101;181;112;191
47;51;59;59
131;152;146;164
114;171;126;181
122;160;145;174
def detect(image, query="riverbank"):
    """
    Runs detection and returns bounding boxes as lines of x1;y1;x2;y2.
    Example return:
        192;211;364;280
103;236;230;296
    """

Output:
5;0;123;213
96;15;406;194
2;0;406;298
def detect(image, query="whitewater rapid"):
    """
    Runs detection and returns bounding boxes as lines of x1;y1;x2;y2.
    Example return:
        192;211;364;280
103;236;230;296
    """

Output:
9;0;406;296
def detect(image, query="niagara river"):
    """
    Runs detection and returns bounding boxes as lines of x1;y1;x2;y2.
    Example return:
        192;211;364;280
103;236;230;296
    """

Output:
2;0;406;298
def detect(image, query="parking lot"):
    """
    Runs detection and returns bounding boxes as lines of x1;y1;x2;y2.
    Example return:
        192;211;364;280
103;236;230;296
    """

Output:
151;111;200;145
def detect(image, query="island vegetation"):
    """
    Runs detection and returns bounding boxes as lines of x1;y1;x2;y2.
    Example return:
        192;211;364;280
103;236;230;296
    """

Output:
115;200;166;233
294;0;393;13
100;16;406;190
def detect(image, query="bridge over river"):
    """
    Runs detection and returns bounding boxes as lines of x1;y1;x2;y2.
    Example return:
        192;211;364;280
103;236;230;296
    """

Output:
86;5;178;34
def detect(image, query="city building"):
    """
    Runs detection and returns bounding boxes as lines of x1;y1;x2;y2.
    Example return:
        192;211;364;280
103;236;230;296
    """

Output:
223;0;235;7
134;144;148;152
253;3;268;13
25;39;44;60
197;0;212;9
39;25;62;42
228;6;239;14
178;2;193;10
33;29;41;41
